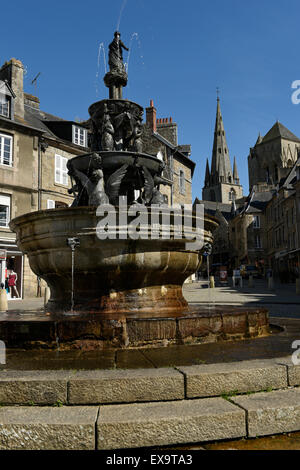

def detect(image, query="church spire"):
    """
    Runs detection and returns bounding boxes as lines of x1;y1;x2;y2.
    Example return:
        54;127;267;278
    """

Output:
233;156;240;184
205;158;210;187
210;97;233;185
255;132;262;146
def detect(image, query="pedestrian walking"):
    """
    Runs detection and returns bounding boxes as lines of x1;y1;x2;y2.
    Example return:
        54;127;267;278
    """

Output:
8;270;19;298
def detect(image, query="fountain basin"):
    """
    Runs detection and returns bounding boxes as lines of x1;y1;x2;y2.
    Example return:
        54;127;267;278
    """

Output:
10;206;217;315
69;151;164;178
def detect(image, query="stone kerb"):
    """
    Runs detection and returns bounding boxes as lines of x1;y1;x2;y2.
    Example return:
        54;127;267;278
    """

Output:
0;356;299;449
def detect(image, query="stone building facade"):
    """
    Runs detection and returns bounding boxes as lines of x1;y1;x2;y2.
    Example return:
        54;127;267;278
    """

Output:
248;122;300;192
0;58;89;298
143;100;195;206
227;121;300;277
264;158;300;281
229;191;272;272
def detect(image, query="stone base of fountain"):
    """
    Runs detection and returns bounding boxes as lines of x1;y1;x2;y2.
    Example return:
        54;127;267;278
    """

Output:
6;206;270;350
0;306;269;350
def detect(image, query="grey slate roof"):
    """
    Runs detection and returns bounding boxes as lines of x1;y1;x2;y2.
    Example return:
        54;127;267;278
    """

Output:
22;105;63;137
261;121;300;144
193;197;235;221
153;131;195;175
245;191;274;213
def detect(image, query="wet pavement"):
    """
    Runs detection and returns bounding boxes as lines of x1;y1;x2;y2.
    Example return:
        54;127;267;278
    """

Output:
154;432;300;450
0;317;298;370
2;283;300;451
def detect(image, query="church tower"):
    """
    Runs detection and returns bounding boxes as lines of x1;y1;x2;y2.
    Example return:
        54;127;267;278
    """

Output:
202;97;243;203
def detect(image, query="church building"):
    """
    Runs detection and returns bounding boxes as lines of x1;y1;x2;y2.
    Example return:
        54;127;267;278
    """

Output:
202;97;243;204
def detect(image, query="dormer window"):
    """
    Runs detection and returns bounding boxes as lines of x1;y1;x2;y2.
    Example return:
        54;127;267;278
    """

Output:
0;80;15;119
72;125;87;147
0;94;9;118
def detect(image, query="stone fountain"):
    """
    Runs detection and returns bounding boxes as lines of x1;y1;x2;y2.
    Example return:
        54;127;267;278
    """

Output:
5;33;269;350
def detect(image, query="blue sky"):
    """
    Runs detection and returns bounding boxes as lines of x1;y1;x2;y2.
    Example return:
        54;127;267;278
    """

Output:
2;0;300;197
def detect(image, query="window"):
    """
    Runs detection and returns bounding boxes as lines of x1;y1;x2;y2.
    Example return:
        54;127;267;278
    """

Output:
55;154;68;185
229;188;236;201
0;194;11;227
0;133;12;166
0;94;9;118
253;215;260;228
179;169;185;194
254;235;262;249
72;126;87;147
47;199;55;209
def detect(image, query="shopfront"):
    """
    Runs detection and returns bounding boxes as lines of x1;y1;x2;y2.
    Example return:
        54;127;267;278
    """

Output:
0;242;23;299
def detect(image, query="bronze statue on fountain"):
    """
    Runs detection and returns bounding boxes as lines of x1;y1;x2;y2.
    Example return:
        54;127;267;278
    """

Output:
68;31;170;208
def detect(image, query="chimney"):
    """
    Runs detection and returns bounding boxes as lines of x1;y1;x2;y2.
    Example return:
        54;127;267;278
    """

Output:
0;58;24;118
24;93;40;109
146;99;157;132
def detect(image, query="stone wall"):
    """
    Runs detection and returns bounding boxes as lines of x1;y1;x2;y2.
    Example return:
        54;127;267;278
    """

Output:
248;138;300;190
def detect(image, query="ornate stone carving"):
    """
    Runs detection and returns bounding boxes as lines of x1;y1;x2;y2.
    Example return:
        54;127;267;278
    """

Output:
67;153;109;207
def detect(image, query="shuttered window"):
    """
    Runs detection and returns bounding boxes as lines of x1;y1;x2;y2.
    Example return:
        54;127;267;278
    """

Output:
55;154;68;185
0;133;12;166
0;194;11;227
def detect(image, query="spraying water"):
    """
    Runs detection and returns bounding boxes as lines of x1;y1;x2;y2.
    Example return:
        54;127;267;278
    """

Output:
116;0;128;31
95;42;107;98
125;32;144;74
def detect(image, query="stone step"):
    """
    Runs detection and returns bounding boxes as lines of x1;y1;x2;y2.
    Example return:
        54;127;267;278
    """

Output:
97;397;246;449
68;368;184;404
231;388;300;438
178;358;288;398
0;406;99;450
0;357;298;405
0;370;71;405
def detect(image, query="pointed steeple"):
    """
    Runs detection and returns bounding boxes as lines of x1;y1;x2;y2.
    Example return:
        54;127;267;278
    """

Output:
233;156;240;184
255;132;262;146
205;158;210;187
210;97;233;185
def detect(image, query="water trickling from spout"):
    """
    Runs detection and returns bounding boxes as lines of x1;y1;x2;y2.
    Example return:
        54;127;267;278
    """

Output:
95;42;107;98
54;322;60;355
71;247;75;313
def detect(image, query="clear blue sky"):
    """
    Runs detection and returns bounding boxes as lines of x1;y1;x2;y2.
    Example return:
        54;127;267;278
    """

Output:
2;0;300;197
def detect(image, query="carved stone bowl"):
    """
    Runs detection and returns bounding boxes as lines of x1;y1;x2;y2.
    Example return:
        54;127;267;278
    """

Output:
10;207;218;316
69;151;164;178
